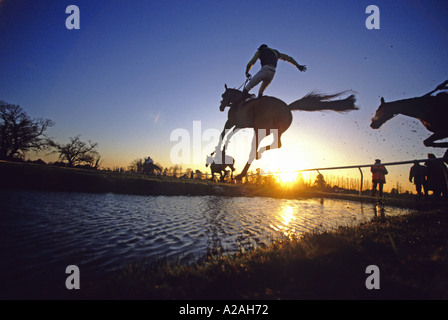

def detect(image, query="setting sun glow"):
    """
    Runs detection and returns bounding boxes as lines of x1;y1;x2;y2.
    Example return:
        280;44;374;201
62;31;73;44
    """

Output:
276;171;298;184
256;144;314;185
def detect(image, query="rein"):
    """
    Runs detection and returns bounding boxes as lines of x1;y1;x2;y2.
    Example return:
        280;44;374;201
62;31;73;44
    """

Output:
237;75;252;91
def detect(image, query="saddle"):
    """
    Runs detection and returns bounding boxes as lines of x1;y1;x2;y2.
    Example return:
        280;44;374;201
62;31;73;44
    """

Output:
238;93;257;107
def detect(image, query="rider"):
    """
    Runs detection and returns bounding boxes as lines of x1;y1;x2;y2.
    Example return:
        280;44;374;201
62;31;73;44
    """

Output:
235;44;307;105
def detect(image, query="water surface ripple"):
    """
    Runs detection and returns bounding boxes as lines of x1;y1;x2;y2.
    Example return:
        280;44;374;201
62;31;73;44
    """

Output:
0;189;410;297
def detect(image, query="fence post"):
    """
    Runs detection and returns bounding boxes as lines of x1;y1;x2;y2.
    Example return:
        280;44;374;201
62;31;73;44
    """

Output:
358;167;363;196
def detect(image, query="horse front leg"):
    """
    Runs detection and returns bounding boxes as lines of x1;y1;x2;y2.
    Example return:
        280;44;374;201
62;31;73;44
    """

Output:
222;127;240;158
235;162;252;181
235;131;258;180
216;121;234;155
424;133;448;166
423;133;448;148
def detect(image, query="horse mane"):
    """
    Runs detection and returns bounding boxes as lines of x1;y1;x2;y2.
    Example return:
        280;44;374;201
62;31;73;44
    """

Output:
288;90;358;112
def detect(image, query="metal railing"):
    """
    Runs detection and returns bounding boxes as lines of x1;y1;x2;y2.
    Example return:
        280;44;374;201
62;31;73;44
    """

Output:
264;157;447;195
115;157;447;194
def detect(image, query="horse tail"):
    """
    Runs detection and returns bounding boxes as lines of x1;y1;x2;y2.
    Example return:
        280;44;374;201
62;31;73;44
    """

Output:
288;91;358;112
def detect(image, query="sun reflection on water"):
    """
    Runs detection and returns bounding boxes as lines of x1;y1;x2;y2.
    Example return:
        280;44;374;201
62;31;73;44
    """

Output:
269;205;298;239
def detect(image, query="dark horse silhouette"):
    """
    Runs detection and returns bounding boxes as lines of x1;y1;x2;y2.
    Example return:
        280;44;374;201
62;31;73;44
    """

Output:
205;152;235;182
371;80;448;152
142;162;162;175
218;85;358;179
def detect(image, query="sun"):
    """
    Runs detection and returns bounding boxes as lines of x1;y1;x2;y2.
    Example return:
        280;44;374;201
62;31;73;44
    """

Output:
276;170;298;184
257;147;310;184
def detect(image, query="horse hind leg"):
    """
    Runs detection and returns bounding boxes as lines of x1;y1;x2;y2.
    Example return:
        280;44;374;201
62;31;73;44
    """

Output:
267;129;282;150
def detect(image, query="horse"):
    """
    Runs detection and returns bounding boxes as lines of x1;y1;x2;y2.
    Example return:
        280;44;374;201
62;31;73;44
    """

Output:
218;85;358;179
205;152;235;182
142;161;162;175
370;80;448;150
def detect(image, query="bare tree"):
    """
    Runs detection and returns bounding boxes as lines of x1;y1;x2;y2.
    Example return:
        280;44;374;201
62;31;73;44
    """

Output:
128;158;144;172
0;101;54;160
169;164;182;177
49;135;101;168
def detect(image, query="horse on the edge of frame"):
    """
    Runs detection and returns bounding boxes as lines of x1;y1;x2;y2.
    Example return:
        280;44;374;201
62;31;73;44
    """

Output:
217;85;358;180
371;80;448;157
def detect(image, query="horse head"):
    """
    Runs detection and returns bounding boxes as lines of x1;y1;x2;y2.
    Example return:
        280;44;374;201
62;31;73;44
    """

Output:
371;97;396;129
219;84;242;111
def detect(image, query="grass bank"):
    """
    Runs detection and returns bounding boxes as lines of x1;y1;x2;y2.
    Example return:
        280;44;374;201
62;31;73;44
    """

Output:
73;209;448;300
0;160;242;196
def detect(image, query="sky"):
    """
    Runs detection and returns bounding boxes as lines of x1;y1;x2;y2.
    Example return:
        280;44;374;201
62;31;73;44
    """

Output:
1;0;447;192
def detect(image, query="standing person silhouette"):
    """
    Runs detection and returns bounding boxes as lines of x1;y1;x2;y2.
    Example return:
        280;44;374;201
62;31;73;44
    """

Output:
426;153;448;199
409;161;427;197
234;44;307;105
371;159;388;197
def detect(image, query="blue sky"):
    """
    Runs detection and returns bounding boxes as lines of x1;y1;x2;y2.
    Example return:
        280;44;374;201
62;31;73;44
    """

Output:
1;0;447;190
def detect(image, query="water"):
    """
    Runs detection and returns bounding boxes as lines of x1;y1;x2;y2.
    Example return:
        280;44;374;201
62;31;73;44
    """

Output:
0;189;411;298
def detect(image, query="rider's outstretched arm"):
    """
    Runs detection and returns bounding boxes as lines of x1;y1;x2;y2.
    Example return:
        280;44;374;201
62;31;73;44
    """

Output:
245;51;259;76
278;52;306;71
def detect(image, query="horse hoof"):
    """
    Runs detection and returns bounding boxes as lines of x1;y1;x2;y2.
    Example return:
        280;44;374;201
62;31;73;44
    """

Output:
235;174;244;181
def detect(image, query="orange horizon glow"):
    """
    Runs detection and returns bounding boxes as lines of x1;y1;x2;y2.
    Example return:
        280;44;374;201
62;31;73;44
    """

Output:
26;129;421;194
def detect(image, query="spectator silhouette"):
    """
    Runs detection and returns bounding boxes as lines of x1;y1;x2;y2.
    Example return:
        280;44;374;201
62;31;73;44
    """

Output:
371;159;388;197
409;161;427;197
425;153;448;199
